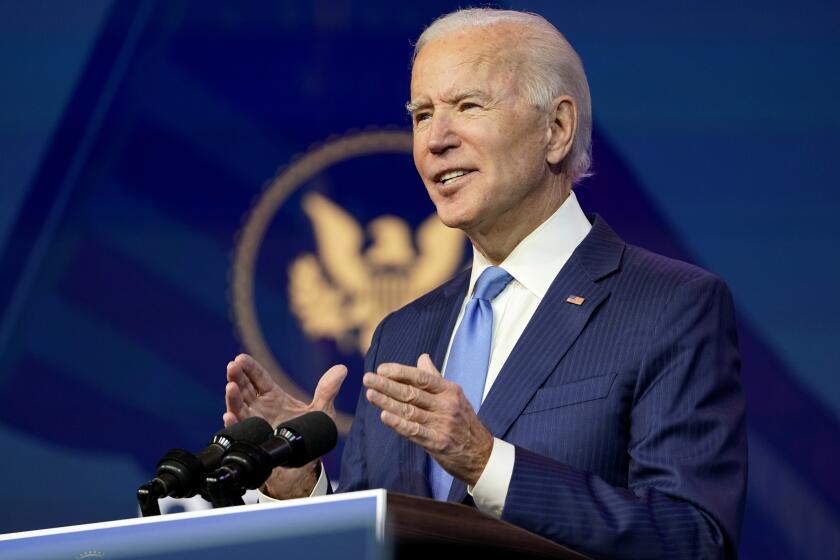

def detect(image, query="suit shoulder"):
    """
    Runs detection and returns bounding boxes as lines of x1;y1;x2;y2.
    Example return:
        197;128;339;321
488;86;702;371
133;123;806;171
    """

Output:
612;245;735;315
621;244;728;292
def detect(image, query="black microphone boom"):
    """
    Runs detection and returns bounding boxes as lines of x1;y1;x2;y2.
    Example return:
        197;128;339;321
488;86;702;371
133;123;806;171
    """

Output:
205;411;337;500
137;417;274;516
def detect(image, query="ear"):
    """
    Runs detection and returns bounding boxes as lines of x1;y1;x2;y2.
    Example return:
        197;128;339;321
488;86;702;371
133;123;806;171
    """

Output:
545;95;577;167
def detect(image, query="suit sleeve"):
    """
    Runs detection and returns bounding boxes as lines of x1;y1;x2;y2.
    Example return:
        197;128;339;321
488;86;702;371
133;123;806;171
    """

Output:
335;315;387;493
501;274;747;560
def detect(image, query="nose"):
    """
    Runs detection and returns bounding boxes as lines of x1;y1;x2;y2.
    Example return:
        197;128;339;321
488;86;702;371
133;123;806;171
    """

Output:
426;112;460;155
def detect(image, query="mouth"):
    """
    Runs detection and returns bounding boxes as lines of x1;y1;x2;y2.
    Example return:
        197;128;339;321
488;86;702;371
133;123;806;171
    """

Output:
434;169;476;186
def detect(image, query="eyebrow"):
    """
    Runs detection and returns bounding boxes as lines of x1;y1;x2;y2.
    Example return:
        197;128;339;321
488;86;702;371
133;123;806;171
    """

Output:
405;89;491;115
405;99;427;114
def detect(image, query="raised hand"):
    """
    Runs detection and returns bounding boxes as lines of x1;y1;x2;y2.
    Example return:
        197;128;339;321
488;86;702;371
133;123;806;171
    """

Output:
224;353;346;426
362;353;494;486
224;353;348;498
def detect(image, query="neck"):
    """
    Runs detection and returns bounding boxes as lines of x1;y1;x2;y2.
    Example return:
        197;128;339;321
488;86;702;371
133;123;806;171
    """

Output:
468;181;571;265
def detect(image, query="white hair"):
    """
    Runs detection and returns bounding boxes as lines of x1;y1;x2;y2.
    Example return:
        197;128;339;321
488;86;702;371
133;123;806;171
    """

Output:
413;8;593;183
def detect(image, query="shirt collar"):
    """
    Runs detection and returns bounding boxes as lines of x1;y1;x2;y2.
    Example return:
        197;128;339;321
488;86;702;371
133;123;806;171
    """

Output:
467;190;592;299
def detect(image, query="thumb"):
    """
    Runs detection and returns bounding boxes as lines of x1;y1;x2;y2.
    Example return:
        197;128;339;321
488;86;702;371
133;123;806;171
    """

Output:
416;353;440;376
311;364;348;411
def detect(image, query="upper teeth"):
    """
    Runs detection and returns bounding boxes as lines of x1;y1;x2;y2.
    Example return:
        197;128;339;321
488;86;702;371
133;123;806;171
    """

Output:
441;170;469;183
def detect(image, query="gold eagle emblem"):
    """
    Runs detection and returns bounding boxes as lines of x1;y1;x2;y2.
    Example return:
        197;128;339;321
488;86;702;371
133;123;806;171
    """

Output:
289;192;465;354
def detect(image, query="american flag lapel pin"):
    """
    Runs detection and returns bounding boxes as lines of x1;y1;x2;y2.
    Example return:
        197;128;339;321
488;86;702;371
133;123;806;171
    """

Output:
566;295;585;306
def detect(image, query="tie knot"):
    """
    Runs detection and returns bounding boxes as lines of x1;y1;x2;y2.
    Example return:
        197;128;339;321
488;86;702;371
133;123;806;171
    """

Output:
472;266;513;302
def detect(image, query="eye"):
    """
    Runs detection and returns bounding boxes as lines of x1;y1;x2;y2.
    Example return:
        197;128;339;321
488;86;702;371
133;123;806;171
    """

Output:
413;112;432;125
459;102;481;111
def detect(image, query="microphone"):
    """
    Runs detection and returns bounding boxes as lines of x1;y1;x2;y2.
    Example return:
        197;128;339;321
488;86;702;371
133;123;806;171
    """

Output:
137;417;274;515
205;411;337;497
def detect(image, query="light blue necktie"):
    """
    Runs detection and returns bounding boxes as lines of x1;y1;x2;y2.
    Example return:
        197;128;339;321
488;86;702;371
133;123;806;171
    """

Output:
429;266;513;501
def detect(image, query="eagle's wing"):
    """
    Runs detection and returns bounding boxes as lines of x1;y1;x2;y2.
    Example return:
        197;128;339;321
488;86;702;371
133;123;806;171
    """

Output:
288;254;348;338
410;213;466;294
301;193;369;293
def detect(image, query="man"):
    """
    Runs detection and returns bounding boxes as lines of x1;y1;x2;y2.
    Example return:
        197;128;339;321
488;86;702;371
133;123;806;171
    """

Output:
224;8;747;559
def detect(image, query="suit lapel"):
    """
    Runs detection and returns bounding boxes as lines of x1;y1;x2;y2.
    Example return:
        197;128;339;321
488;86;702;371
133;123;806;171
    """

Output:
448;215;625;503
477;262;610;433
398;270;469;497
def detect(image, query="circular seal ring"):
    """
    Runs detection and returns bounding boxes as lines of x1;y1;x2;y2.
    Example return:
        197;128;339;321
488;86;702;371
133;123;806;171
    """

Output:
231;129;413;435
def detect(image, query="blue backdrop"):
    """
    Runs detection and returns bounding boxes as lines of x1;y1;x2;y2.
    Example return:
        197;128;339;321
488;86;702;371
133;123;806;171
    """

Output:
1;1;838;557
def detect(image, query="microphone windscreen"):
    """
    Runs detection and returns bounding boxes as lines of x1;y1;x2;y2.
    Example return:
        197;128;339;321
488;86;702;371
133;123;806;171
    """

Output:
277;411;338;460
217;416;274;445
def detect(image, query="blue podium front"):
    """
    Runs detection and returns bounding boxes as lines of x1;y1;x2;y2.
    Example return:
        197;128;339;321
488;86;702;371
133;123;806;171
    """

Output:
0;489;388;560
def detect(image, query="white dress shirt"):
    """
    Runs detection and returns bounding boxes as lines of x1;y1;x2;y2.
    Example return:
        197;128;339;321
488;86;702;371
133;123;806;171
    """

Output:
261;191;592;512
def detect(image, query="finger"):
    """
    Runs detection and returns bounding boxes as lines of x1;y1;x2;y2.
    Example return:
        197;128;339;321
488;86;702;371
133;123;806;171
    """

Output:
377;362;446;394
225;381;246;416
380;410;435;444
233;353;278;395
416;353;441;376
311;364;349;411
363;373;436;410
222;411;238;426
365;388;432;424
226;361;259;403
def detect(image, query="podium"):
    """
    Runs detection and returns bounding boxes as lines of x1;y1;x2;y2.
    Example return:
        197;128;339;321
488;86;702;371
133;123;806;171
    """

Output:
0;490;588;559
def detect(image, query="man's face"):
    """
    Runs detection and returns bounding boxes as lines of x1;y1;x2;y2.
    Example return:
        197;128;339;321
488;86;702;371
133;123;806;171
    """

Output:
409;26;554;237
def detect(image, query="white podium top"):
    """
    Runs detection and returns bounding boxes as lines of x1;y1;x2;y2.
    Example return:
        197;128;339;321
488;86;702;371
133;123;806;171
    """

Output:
0;489;388;560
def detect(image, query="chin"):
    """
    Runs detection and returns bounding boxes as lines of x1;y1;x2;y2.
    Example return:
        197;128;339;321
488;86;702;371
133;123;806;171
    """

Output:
434;208;480;232
428;192;482;232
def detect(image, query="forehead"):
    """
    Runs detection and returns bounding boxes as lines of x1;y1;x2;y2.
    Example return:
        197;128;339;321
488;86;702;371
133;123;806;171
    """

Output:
410;25;523;99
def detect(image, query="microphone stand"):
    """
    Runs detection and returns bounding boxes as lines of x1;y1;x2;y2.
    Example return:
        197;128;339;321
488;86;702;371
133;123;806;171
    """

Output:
137;481;162;517
204;470;245;509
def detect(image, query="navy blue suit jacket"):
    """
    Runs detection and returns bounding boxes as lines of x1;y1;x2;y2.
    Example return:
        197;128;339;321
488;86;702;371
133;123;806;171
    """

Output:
337;215;747;559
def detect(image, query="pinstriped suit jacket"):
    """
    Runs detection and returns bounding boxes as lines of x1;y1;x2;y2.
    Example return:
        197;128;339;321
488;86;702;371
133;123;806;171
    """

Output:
337;215;747;560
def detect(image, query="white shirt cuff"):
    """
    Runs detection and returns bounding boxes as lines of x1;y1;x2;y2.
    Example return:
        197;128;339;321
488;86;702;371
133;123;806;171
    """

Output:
467;437;515;518
255;461;328;502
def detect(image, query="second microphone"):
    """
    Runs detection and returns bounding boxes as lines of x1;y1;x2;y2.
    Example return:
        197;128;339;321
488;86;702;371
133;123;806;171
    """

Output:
205;411;338;503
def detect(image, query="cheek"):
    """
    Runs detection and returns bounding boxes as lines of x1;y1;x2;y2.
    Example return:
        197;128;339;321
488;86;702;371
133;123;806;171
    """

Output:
506;131;547;175
413;146;437;195
412;141;424;174
484;122;539;168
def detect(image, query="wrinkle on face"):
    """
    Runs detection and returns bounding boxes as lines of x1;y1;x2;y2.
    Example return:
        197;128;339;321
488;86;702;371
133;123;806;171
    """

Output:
408;24;566;262
408;43;528;131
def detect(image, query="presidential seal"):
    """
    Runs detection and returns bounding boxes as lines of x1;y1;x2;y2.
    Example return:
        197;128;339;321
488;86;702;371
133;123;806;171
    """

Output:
230;130;466;434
